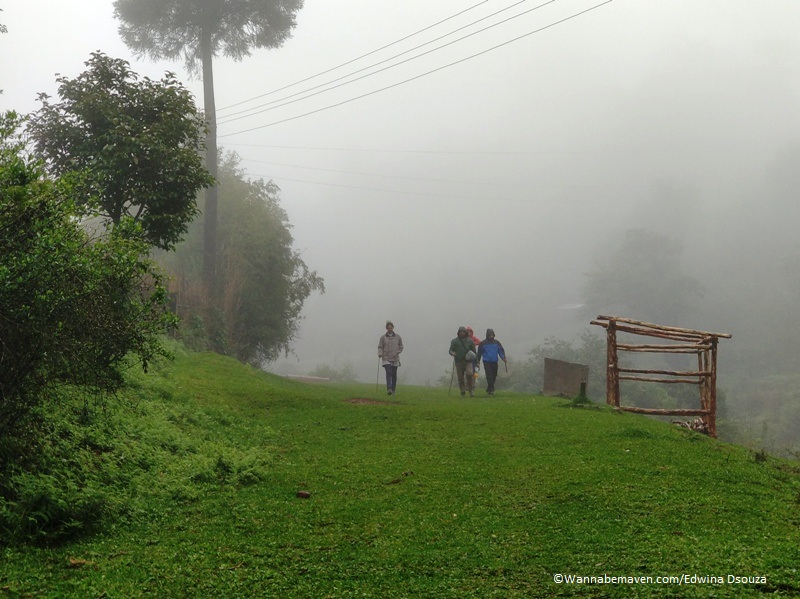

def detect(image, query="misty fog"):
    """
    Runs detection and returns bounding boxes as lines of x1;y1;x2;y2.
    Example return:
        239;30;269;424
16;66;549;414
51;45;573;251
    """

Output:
2;1;799;449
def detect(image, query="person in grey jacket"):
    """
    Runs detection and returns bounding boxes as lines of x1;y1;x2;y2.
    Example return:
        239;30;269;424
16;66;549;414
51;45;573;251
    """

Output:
378;321;403;395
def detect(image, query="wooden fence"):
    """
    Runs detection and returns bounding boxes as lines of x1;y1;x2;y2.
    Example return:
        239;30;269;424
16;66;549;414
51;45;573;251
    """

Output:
590;316;731;437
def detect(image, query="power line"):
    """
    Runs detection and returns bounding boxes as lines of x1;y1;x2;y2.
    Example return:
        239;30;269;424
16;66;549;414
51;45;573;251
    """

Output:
226;141;707;156
216;0;490;114
219;1;614;138
218;0;547;123
227;142;569;154
248;173;601;201
240;158;533;187
255;173;497;200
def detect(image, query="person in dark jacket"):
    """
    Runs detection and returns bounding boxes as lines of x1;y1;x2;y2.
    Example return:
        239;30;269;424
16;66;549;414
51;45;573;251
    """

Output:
449;326;476;397
378;321;403;395
477;328;507;396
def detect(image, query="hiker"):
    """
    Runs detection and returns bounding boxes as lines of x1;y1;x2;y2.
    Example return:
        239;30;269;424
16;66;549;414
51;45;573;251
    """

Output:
478;328;507;396
466;326;481;383
378;321;403;395
449;326;476;397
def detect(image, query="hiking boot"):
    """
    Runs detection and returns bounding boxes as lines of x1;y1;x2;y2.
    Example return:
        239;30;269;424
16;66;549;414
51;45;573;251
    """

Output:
387;390;393;396
469;391;475;397
460;391;466;398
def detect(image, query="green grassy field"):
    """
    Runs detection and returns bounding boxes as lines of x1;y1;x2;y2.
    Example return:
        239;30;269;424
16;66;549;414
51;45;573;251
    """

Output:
2;348;799;598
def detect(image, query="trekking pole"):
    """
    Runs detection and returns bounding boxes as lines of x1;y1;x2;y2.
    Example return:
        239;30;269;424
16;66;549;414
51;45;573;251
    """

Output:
375;358;381;398
448;358;456;396
504;359;508;373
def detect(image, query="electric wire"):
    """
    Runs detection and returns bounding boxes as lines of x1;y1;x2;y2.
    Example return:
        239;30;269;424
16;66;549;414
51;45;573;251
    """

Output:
219;0;614;138
227;142;563;154
217;0;549;123
251;174;496;200
245;172;604;202
241;158;533;187
216;0;490;114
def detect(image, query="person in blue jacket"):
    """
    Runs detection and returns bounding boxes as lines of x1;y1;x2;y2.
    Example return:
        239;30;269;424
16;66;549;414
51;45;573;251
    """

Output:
477;328;507;396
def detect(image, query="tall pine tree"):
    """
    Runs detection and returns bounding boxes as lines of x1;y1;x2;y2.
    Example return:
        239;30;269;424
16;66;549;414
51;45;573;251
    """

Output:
113;0;304;292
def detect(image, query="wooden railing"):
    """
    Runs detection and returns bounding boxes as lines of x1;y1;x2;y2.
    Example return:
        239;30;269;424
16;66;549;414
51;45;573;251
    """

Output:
590;316;731;437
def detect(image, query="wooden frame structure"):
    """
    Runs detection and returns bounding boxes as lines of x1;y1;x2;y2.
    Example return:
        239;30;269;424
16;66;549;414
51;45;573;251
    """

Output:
590;316;731;437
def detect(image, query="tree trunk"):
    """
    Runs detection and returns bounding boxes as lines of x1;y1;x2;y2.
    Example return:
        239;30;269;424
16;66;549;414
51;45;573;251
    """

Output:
201;28;218;297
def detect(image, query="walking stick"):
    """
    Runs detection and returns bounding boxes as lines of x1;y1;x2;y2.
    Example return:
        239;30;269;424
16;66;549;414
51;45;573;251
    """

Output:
504;359;508;373
448;358;456;396
375;358;381;398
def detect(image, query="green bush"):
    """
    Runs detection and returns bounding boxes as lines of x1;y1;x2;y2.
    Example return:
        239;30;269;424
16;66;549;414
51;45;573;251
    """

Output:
0;391;135;544
0;352;273;545
0;109;175;474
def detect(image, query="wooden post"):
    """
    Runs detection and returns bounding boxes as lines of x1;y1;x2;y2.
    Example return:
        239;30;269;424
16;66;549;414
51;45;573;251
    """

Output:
606;319;620;407
708;338;718;437
697;349;707;413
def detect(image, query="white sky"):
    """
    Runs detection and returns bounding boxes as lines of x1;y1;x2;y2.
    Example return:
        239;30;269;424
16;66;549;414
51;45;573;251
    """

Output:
3;1;800;384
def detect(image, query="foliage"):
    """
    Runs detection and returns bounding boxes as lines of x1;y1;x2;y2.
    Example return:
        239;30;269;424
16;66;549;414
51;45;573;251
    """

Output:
720;372;800;456
504;329;608;398
0;110;175;472
27;52;213;251
113;0;305;76
113;0;306;288
583;228;704;326
0;345;271;544
1;348;799;596
308;363;357;382
0;388;134;544
752;247;800;375
159;153;324;364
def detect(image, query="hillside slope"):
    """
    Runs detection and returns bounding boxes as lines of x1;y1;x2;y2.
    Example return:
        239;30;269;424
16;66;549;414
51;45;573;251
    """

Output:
2;348;799;598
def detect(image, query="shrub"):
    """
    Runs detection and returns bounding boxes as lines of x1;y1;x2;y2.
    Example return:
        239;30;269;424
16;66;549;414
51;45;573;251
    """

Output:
0;111;176;465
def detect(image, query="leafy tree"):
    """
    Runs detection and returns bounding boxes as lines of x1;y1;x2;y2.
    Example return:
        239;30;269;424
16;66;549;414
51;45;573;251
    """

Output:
27;52;213;251
0;111;175;453
583;228;703;326
161;153;323;363
113;0;305;285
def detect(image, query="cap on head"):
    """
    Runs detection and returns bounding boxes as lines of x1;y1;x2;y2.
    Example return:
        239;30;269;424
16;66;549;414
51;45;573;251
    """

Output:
386;321;394;328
